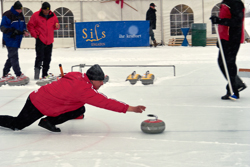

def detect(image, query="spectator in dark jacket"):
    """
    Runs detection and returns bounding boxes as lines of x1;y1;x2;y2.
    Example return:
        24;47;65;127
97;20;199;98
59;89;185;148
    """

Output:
27;2;60;80
0;64;146;133
210;0;246;100
0;1;29;86
146;3;158;47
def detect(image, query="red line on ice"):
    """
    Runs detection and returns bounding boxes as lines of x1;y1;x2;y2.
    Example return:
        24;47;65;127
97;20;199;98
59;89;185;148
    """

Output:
0;90;30;110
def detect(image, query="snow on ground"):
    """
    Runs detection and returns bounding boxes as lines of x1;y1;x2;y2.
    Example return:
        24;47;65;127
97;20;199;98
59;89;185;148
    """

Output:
245;18;250;34
0;42;250;167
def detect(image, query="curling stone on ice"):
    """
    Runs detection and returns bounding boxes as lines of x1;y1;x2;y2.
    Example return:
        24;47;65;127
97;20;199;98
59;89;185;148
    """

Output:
140;71;155;85
126;71;141;85
141;114;165;134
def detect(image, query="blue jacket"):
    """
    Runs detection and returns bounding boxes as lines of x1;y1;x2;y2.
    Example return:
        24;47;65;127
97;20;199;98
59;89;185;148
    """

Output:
0;6;26;48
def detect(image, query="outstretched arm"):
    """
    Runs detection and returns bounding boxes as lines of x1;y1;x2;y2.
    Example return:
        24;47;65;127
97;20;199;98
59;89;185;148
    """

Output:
127;105;146;113
83;87;146;114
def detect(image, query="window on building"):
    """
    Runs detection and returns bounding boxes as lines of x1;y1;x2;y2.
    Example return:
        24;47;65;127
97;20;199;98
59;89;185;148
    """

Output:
211;3;221;34
170;4;194;36
54;7;74;38
22;7;33;38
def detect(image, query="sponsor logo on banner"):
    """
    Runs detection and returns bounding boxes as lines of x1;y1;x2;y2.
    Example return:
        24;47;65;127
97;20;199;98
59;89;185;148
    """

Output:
119;25;142;39
75;21;149;48
82;24;106;46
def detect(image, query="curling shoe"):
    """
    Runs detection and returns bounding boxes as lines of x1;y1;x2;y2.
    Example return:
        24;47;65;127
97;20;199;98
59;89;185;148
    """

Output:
36;73;58;86
229;94;239;100
38;118;61;132
221;94;239;100
0;74;15;86
7;74;29;86
221;94;230;100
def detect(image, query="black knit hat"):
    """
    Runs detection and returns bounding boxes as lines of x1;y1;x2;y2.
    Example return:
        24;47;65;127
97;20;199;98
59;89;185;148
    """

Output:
13;1;22;10
86;64;105;81
42;2;50;10
150;3;156;7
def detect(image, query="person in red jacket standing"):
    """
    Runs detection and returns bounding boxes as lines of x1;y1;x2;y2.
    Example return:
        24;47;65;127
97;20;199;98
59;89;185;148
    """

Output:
0;64;146;132
210;0;246;100
27;2;60;80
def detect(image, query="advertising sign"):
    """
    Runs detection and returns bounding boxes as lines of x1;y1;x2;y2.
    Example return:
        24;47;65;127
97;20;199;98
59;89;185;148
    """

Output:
75;21;149;48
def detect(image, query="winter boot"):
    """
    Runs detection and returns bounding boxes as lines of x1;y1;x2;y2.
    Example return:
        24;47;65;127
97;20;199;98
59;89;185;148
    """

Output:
38;118;61;132
34;68;40;80
153;40;158;47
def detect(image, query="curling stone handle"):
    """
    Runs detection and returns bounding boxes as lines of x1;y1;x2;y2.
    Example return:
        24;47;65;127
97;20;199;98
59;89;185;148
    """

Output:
147;114;158;120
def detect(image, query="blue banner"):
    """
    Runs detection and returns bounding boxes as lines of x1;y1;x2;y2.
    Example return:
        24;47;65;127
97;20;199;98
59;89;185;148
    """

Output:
75;21;149;48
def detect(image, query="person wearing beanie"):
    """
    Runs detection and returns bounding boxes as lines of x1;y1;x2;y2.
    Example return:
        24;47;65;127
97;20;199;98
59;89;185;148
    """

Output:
42;2;50;10
27;2;60;80
0;1;30;86
13;1;23;10
0;64;146;132
146;3;158;47
86;64;105;80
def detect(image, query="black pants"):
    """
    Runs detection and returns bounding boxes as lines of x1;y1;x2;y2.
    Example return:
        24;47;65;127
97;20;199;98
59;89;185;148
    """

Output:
3;47;22;77
35;38;53;78
217;40;242;96
0;96;85;130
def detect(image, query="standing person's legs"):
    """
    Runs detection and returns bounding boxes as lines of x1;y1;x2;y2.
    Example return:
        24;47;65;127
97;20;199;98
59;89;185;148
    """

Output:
0;96;44;130
225;75;246;94
218;40;239;97
235;75;246;91
149;26;158;47
4;47;22;77
218;53;238;97
42;43;53;78
3;59;11;77
34;38;45;79
149;26;155;41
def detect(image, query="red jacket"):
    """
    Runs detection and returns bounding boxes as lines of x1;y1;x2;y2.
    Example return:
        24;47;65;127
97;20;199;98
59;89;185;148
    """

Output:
27;9;59;45
218;1;245;44
218;4;231;41
30;72;129;117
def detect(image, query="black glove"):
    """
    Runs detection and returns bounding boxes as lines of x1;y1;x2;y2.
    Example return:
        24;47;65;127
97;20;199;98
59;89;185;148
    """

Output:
210;16;221;24
10;29;24;38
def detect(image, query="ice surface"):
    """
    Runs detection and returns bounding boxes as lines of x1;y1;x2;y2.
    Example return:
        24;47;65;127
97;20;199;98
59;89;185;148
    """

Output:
0;42;250;167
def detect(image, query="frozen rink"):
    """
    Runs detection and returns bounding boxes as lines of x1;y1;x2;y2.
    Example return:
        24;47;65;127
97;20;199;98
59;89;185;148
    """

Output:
0;42;250;167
